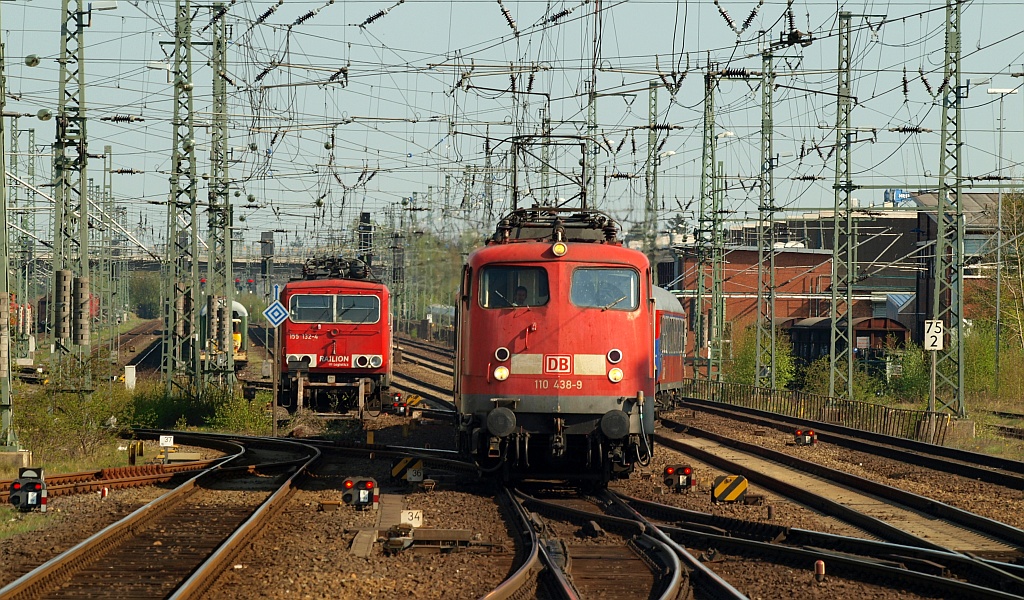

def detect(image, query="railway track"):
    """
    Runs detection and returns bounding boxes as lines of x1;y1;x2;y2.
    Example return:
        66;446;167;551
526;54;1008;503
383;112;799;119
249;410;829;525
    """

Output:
618;491;1024;599
395;334;455;360
0;432;319;600
656;418;1023;560
514;484;742;599
391;372;455;412
398;346;454;377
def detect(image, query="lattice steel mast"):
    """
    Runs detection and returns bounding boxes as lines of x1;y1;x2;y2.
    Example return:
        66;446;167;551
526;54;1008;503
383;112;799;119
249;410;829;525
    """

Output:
828;12;856;400
695;69;718;379
204;2;234;385
0;23;15;450
163;0;201;396
644;80;658;258
932;0;966;416
51;0;92;384
755;50;777;388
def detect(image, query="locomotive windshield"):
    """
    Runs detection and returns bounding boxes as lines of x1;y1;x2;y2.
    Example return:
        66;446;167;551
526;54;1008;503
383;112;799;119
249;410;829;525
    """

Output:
289;294;380;324
570;268;639;311
479;266;549;308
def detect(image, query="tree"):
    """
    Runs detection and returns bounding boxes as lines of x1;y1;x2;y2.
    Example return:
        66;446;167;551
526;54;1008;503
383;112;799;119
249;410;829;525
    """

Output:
129;271;161;318
727;324;797;389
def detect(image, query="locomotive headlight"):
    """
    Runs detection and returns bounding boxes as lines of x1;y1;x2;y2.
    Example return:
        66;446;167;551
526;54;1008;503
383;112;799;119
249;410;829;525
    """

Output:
551;241;568;257
369;355;383;368
608;367;624;383
493;366;510;381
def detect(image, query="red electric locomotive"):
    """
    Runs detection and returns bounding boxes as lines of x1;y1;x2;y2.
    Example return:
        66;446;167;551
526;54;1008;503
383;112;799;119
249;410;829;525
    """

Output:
279;257;393;415
456;208;672;482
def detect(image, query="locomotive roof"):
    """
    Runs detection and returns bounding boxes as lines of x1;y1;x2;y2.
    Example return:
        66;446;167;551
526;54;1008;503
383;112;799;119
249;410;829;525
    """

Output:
284;278;388;294
489;207;622;244
469;235;649;268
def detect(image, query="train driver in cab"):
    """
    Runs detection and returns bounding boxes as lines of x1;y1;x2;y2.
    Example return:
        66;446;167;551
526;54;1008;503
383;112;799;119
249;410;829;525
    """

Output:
513;285;528;306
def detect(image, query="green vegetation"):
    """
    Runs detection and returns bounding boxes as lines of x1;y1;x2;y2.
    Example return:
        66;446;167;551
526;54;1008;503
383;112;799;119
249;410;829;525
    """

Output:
727;325;797;389
129;271;162;319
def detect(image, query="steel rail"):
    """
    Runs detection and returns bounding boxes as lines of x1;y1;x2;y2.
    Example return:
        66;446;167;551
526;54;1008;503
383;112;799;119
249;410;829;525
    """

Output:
600;489;746;600
620;492;1024;596
677;396;1024;482
480;486;543;600
658;420;1024;551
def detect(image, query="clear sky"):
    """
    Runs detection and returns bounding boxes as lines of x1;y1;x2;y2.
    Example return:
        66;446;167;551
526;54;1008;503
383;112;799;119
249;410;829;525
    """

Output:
3;0;1023;256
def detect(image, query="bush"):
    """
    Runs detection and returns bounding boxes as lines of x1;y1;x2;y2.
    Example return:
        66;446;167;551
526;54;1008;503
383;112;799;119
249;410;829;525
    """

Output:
208;391;271;435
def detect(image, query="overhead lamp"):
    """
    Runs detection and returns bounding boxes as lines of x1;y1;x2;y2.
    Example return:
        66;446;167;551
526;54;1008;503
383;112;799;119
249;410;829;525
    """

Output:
24;55;40;68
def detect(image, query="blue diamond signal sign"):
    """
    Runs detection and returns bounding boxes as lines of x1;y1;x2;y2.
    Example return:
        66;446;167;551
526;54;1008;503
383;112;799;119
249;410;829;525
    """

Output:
263;301;289;327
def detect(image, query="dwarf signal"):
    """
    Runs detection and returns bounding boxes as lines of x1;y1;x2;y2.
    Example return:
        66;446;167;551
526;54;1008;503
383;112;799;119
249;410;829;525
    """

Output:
9;467;47;512
342;477;379;510
663;464;694;492
794;429;817;446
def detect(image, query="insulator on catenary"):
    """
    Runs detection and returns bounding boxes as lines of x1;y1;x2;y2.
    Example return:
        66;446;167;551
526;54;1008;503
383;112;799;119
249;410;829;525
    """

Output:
902;67;909;101
787;7;796;32
936;77;949;97
101;114;144;123
527;72;535;93
742;3;762;31
496;0;518;35
615;135;626;153
714;0;736;31
255;65;274;82
111;168;144;174
889;125;930;134
602;134;615;153
720;68;748;78
510;73;517;93
219;71;236;87
254;2;283;28
919;67;934;96
292;10;317;26
631;132;637;154
793;174;823;181
361;10;387;27
657;137;668;152
548;8;572;23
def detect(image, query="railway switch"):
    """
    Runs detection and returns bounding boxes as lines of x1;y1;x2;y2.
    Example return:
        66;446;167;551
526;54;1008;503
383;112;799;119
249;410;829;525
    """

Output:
9;467;47;513
794;429;817;446
663;465;693;492
342;477;379;510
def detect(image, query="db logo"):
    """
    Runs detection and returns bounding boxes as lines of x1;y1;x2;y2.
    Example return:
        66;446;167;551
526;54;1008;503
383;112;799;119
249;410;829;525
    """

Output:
545;355;572;374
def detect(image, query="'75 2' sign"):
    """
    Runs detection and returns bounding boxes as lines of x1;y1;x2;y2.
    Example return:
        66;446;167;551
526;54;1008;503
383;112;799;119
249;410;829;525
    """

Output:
924;320;944;351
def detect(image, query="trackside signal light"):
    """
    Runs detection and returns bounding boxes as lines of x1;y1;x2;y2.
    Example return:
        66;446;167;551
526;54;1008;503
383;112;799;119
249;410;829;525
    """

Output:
794;429;817;446
341;477;379;510
552;241;568;257
663;464;693;492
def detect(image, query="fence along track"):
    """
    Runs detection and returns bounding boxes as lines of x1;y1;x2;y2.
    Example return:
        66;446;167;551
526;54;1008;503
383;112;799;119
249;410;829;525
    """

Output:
0;437;318;600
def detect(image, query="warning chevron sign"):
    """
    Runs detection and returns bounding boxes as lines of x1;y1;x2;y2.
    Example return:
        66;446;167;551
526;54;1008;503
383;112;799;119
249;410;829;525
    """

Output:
391;457;424;481
712;475;748;503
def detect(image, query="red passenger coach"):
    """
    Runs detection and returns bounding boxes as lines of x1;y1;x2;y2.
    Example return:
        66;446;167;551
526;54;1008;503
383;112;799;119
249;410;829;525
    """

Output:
279;257;392;415
456;208;660;483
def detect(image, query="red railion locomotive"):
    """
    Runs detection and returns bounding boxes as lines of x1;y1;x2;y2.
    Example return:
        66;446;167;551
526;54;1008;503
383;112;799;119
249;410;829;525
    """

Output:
456;208;684;482
279;257;393;415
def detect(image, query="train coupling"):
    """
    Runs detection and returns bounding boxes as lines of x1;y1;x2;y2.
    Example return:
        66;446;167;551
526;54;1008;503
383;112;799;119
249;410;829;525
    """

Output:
487;437;502;458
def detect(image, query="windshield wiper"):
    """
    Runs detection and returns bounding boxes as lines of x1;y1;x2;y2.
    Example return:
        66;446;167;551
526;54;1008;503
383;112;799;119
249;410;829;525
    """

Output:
601;295;628;311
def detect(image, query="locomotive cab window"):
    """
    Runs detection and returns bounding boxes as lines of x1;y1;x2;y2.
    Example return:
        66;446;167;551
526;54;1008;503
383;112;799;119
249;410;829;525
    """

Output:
290;295;332;322
570;268;639;311
479;266;549;308
336;295;380;324
289;294;380;323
